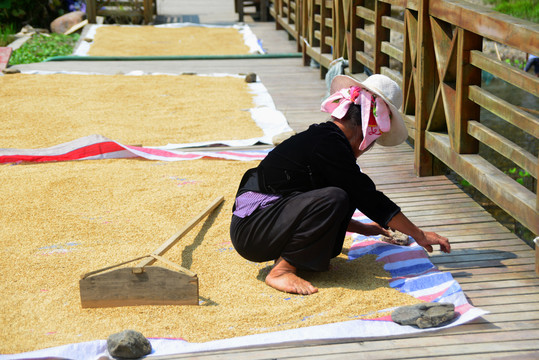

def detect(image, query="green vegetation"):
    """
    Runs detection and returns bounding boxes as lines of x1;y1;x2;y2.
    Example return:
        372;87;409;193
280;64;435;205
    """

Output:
485;0;539;23
505;58;526;69
505;167;532;185
9;33;79;65
0;0;65;30
0;23;16;46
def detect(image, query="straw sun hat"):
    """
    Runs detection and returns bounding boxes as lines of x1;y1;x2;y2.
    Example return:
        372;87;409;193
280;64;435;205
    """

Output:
329;74;408;147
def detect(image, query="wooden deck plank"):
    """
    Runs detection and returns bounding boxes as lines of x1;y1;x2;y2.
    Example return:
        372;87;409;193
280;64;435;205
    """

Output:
378;181;461;191
431;249;534;263
456;270;539;283
426;352;539;360
382;184;461;194
460;277;539;291
464;286;539;298
399;207;487;217
441;233;527;242
154;335;539;359
370;175;450;186
469;293;538;305
448;263;536;276
423;318;539;335
399;202;483;213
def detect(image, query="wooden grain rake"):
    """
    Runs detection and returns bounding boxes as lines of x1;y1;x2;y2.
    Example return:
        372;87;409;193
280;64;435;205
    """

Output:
79;196;224;308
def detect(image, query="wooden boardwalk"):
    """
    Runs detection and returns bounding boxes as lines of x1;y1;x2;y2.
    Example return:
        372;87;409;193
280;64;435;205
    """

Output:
154;144;539;360
11;5;539;359
153;17;537;360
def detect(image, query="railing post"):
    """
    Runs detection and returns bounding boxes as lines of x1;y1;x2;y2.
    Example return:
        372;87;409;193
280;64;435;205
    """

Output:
275;0;284;30
143;0;153;24
308;0;322;47
333;0;347;60
373;0;390;73
295;0;303;52
320;0;333;55
320;0;333;78
347;0;364;74
301;0;312;66
402;9;416;119
87;0;97;23
454;28;482;154
414;0;437;176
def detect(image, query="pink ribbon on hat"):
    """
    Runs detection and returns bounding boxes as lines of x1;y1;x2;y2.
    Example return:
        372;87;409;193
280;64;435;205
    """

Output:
321;86;362;118
321;86;391;150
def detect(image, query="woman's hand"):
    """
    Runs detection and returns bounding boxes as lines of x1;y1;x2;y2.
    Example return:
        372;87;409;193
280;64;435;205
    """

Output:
414;230;451;253
387;212;451;253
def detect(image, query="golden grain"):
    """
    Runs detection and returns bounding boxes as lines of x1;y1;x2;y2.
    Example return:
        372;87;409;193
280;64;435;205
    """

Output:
0;74;261;148
89;26;250;56
1;159;420;353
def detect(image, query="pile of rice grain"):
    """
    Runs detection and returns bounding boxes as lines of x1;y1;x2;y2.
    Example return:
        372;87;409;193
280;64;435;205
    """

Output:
88;26;251;56
1;159;420;354
0;73;261;149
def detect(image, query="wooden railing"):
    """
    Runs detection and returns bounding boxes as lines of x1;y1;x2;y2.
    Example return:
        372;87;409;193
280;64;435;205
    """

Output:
270;0;539;235
87;0;155;24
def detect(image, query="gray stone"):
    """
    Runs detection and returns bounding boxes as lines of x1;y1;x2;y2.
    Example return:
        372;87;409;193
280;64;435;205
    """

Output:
2;68;21;74
107;329;152;359
245;72;257;83
380;230;409;246
50;11;86;34
391;302;455;328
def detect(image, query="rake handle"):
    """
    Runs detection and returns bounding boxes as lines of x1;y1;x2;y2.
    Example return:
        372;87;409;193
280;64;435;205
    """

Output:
132;196;224;274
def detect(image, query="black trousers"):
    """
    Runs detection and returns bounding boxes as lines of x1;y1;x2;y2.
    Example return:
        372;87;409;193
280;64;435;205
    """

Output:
230;187;355;272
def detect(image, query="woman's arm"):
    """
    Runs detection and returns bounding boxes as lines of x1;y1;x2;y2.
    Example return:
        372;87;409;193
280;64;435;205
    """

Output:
387;212;451;253
347;219;391;237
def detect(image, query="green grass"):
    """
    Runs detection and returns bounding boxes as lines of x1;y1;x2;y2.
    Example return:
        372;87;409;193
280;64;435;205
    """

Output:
0;23;17;47
9;32;79;65
485;0;539;23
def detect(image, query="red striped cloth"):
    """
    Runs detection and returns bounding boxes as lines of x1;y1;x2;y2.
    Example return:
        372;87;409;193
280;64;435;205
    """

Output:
0;134;269;164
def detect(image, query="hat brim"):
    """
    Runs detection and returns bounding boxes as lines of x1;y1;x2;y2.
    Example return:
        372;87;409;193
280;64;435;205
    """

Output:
330;75;408;147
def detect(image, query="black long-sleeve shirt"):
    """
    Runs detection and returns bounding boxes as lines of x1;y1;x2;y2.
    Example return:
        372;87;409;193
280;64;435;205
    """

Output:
254;121;400;227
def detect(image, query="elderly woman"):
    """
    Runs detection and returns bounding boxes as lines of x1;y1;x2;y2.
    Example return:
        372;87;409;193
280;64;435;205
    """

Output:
230;74;450;295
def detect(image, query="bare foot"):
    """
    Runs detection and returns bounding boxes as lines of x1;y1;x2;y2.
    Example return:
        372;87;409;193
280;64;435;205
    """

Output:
265;257;318;295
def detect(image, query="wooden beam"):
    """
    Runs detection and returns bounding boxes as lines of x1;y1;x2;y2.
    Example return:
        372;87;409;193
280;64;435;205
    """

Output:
381;15;404;34
333;0;347;58
470;51;539;98
356;28;374;46
356;50;375;71
348;0;364;73
374;0;391;73
381;41;403;63
379;0;407;6
402;10;417;123
454;27;482;153
468;86;539;138
414;0;437;176
426;132;538;235
468;120;537;178
429;0;539;55
356;5;375;22
380;66;403;87
143;0;153;23
87;0;97;23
